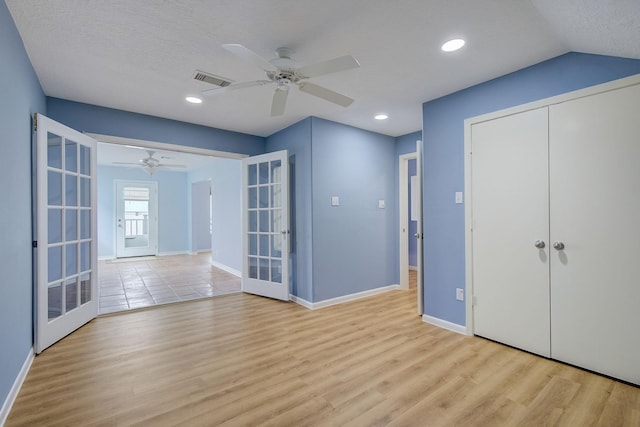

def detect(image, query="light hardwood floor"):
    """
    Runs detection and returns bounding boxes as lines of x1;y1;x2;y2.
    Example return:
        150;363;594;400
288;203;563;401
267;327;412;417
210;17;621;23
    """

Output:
7;288;640;426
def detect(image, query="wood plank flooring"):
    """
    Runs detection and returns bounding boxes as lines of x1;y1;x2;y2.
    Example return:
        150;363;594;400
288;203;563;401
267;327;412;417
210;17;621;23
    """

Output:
7;289;640;426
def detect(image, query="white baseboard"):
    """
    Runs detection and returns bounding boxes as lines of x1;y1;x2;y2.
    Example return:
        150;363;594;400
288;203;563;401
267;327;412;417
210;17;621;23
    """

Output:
289;294;314;309
422;314;469;335
98;255;114;261
1;348;34;426
408;265;418;271
157;251;190;257
211;261;241;278
292;284;401;310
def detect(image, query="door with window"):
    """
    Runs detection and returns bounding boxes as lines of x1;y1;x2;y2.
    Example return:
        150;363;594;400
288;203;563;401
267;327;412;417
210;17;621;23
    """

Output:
242;150;290;300
35;114;98;353
115;180;158;258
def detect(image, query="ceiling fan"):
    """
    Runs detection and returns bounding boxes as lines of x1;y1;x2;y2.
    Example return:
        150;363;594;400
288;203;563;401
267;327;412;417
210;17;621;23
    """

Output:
203;44;360;116
113;150;186;175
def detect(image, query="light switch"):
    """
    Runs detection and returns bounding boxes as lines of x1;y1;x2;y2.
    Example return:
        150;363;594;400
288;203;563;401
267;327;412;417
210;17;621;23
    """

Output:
378;199;385;209
331;196;340;206
455;192;463;204
456;288;464;301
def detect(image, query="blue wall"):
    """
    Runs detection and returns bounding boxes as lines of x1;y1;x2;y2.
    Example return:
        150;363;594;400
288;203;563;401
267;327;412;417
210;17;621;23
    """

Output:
265;118;313;301
422;52;640;326
311;118;396;301
97;166;190;258
189;158;243;273
0;0;46;409
47;98;266;156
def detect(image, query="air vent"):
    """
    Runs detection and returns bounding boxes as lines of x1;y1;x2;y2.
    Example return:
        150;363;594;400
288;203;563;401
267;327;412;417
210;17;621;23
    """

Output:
193;70;233;87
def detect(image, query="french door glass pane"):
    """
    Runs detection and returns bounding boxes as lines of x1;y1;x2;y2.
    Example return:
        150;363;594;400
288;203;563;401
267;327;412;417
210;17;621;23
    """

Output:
271;260;282;283
48;171;62;206
65;278;78;311
48;284;62;320
259;258;269;280
79;145;90;175
80;210;90;239
48;209;62;244
259;162;269;184
249;187;257;209
249;234;257;256
259;234;269;256
65;141;77;172
259;210;269;232
248;164;257;186
271;235;282;258
48;246;62;282
65;174;77;206
271;160;281;183
80;241;91;272
65;209;77;241
80;177;90;207
80;273;91;304
66;244;77;276
47;133;62;169
249;257;258;279
259;186;269;208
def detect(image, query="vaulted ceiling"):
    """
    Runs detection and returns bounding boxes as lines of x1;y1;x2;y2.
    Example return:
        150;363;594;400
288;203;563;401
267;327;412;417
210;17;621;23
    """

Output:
6;0;640;138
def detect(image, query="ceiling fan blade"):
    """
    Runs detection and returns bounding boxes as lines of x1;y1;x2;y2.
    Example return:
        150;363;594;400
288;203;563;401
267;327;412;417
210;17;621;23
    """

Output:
297;55;360;78
223;44;278;72
271;89;289;116
112;162;144;166
157;164;187;168
298;82;354;107
202;80;271;96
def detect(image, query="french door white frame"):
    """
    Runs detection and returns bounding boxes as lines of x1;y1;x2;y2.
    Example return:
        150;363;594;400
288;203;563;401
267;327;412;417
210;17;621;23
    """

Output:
35;114;98;353
242;150;290;301
115;180;158;258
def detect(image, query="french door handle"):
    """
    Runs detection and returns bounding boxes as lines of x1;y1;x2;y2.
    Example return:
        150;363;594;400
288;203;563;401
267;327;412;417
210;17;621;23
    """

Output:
534;240;545;249
553;241;565;250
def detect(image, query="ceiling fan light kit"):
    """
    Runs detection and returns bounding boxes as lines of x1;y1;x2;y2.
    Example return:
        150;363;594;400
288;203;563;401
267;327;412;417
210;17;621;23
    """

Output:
112;150;187;175
202;44;360;116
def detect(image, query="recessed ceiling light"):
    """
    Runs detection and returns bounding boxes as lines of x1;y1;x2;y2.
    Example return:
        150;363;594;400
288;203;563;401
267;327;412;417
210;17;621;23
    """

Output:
441;38;465;52
186;96;202;104
375;114;388;120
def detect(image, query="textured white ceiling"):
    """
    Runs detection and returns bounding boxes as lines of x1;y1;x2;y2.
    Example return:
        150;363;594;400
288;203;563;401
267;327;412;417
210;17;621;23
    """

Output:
6;0;640;138
97;142;222;172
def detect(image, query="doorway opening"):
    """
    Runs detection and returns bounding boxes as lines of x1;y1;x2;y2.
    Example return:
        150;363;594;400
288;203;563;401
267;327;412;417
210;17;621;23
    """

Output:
116;180;158;258
399;150;423;314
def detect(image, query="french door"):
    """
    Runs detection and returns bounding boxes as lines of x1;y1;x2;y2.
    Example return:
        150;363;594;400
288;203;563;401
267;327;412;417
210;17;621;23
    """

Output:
242;150;290;300
35;114;98;353
115;180;158;258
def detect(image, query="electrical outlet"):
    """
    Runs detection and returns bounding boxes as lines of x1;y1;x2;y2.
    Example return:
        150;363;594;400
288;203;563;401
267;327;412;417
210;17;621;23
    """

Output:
456;288;464;301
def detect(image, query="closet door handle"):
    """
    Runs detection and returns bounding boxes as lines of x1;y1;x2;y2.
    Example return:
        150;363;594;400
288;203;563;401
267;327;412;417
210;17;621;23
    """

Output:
534;240;545;249
553;241;565;250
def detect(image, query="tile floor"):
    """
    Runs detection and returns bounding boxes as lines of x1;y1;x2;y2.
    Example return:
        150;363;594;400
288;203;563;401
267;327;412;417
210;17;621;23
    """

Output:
98;253;241;314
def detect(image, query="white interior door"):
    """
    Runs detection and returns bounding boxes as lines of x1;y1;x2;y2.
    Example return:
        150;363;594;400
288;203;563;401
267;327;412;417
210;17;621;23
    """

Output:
115;180;158;258
471;107;551;357
242;150;290;300
415;140;424;315
35;114;98;353
549;83;640;384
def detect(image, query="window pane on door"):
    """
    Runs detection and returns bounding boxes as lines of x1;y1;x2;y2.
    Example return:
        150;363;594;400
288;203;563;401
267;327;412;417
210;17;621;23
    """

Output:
47;133;62;169
65;141;77;172
48;246;62;282
48;171;62;206
65;209;77;241
48;284;62;320
65;278;78;312
48;209;62;244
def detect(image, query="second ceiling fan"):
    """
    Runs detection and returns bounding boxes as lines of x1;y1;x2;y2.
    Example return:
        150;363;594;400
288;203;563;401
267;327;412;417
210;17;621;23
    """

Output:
203;44;360;116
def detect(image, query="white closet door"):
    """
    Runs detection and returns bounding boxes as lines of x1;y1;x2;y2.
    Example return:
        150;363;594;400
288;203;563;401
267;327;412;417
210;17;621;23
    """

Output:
550;83;640;385
471;107;551;357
